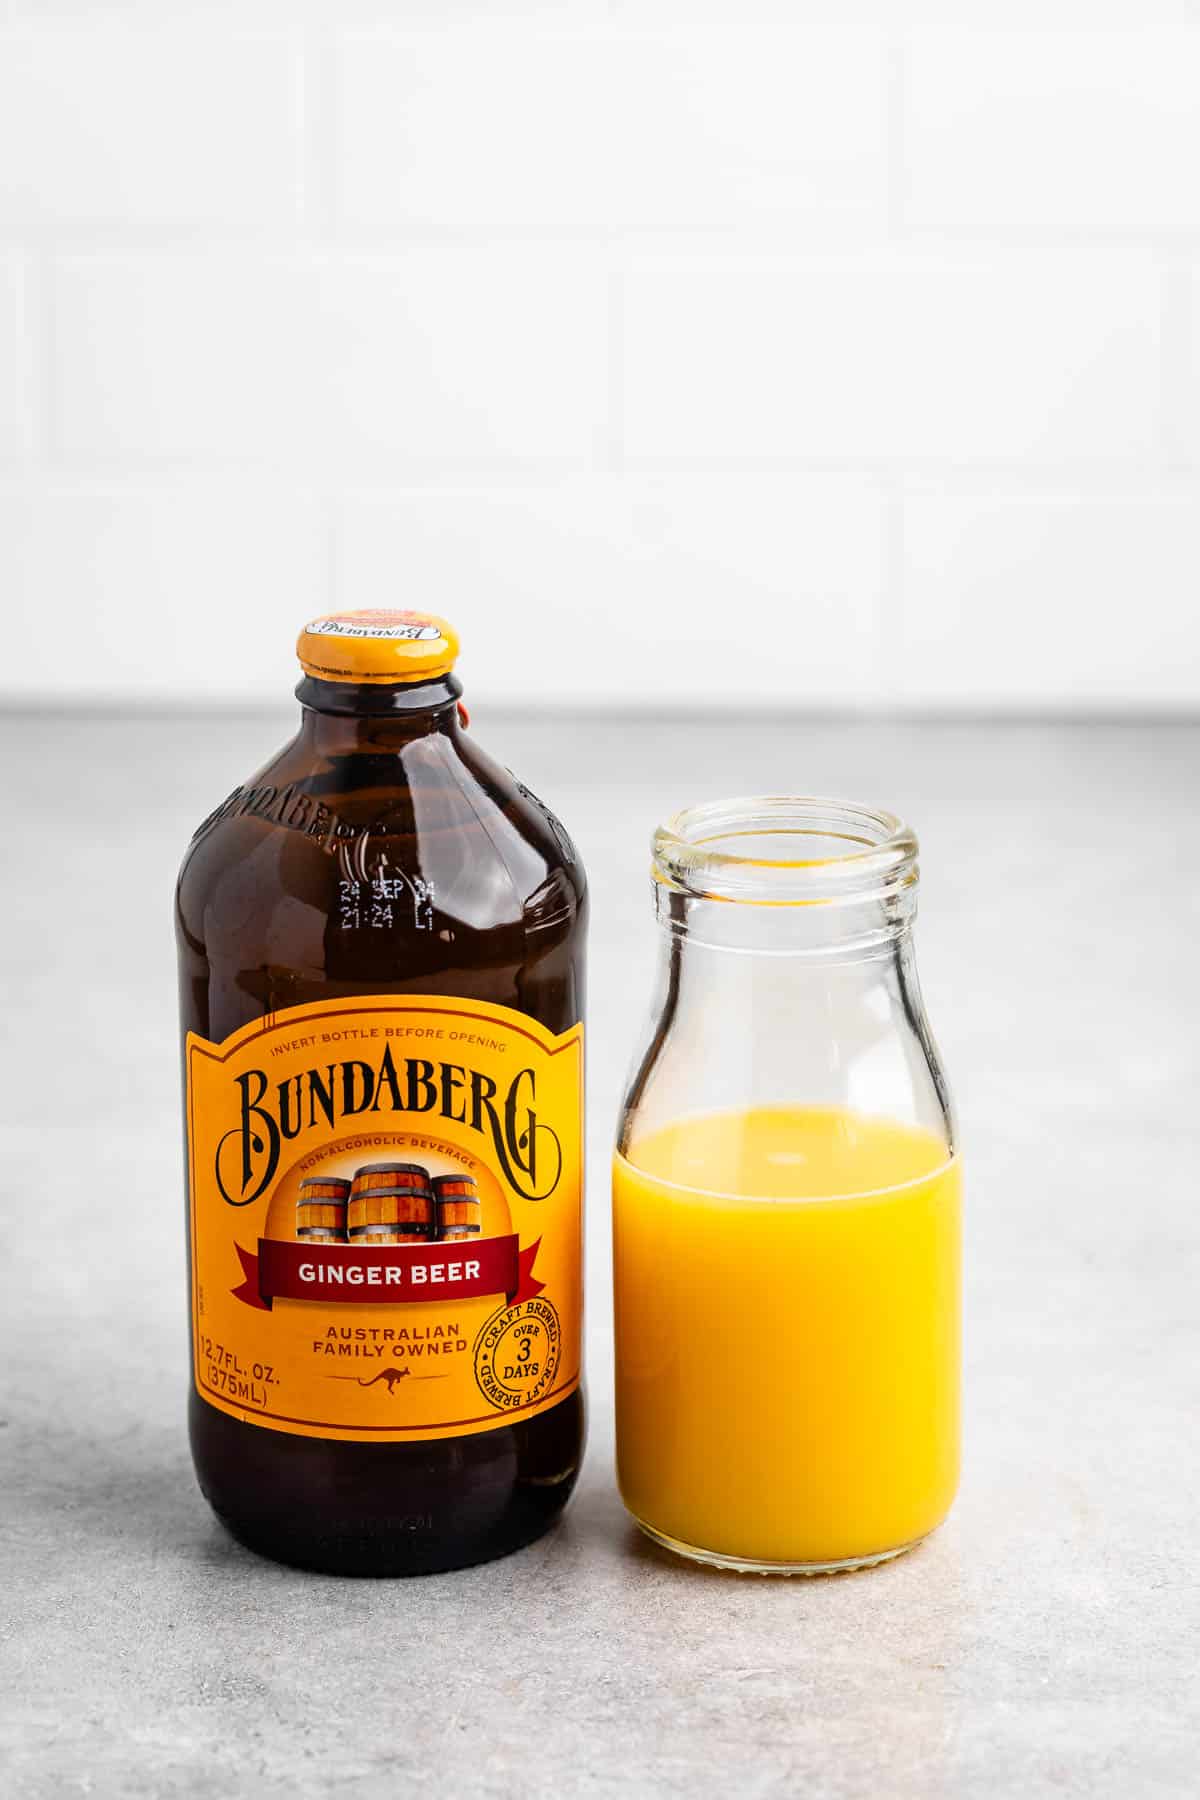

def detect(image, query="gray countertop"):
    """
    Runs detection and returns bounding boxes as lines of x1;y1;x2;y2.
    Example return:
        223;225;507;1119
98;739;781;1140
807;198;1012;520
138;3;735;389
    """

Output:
2;712;1198;1798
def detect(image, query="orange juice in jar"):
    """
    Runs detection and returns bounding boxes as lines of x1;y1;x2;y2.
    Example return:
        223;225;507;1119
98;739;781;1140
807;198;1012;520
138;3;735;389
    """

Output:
612;799;960;1574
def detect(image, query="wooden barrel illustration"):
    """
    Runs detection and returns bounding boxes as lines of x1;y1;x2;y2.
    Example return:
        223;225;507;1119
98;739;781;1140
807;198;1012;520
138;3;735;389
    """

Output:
296;1176;350;1242
347;1162;435;1244
433;1173;481;1241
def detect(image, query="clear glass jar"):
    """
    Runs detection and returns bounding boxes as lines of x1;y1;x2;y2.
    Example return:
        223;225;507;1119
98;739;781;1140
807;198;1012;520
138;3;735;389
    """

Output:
612;797;960;1575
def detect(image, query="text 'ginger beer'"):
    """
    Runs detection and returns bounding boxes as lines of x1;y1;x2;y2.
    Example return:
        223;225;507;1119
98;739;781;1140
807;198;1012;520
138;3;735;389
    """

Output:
177;611;587;1574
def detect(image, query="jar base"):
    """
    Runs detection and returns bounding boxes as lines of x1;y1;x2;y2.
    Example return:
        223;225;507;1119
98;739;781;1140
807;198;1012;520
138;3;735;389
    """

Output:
633;1516;929;1577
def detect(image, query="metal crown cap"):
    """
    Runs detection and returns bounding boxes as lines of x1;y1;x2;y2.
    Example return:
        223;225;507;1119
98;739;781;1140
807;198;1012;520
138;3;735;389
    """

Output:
296;610;460;685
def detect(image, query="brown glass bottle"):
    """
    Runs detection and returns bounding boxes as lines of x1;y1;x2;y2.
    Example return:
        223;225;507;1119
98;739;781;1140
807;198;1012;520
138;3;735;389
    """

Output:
176;614;586;1575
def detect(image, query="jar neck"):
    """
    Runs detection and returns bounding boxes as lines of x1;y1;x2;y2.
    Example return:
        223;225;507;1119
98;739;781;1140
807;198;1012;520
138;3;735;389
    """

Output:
652;796;920;960
655;887;917;960
295;674;464;753
624;795;952;1158
648;912;923;1082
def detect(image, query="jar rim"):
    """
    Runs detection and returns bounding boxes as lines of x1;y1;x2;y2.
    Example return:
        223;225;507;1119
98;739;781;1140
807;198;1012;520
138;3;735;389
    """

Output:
653;795;919;907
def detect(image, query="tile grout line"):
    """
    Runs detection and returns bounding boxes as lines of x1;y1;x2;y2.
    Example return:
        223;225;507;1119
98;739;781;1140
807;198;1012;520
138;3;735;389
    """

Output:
1160;253;1194;475
323;493;340;614
8;242;39;465
604;264;626;474
297;19;336;245
885;33;908;244
30;243;56;470
880;472;906;713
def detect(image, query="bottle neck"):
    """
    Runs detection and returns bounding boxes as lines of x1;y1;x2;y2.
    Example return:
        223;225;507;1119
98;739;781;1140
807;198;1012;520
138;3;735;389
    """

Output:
294;674;464;752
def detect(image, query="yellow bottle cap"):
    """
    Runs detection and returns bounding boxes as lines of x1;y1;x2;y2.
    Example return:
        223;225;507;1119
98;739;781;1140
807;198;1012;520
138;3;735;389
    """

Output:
296;610;460;685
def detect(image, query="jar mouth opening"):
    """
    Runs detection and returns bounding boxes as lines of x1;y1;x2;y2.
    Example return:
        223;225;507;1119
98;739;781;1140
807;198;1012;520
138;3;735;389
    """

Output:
653;796;918;906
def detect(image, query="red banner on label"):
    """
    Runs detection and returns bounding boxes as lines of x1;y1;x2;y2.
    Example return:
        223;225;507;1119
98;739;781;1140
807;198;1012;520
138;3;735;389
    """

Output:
232;1235;544;1311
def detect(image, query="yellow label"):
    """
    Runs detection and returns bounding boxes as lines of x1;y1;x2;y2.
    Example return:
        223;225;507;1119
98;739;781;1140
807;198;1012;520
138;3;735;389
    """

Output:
185;996;583;1442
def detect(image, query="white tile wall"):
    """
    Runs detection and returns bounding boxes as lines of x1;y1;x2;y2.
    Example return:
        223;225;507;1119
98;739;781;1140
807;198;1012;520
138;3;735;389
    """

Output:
334;29;889;232
0;11;1197;711
906;32;1200;233
50;251;609;467
901;491;1200;707
0;28;303;229
338;476;886;707
0;484;328;699
621;252;1166;467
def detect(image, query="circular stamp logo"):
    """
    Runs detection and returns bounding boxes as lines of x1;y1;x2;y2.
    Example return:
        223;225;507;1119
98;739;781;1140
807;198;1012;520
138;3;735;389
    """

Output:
474;1296;561;1412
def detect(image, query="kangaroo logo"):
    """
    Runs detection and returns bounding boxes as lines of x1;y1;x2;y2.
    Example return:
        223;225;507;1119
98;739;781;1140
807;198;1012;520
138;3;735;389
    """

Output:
324;1367;446;1390
356;1368;409;1391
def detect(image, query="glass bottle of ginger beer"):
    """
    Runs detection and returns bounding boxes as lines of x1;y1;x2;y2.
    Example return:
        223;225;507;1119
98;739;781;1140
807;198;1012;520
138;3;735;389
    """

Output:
176;611;586;1574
